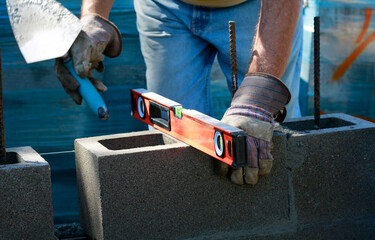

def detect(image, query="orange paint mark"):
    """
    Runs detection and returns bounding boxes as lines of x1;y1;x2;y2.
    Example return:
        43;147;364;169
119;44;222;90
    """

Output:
332;31;375;81
355;8;372;44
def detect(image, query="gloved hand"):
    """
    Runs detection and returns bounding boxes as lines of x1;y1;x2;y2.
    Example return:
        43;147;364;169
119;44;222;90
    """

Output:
54;13;122;104
216;73;291;185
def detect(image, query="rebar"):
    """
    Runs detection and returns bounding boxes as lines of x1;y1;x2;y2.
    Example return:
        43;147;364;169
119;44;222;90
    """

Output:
0;48;6;164
229;21;238;98
314;16;320;129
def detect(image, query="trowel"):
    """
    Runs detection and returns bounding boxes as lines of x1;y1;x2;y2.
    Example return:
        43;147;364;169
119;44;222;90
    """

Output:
6;0;109;119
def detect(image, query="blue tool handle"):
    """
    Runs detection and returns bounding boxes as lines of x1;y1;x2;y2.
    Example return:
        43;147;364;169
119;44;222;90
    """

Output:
64;58;109;119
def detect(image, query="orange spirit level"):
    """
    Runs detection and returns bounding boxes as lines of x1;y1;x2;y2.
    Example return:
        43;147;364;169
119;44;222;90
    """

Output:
130;89;248;168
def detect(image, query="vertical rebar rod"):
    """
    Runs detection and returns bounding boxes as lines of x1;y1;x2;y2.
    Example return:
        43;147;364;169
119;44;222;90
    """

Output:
0;48;6;165
314;17;320;129
229;21;238;98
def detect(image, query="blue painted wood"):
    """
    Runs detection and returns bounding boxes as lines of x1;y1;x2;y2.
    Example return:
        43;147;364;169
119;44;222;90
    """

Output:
42;151;79;224
301;1;375;119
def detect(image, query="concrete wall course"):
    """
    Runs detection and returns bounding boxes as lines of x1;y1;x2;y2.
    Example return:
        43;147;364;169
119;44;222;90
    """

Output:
75;131;290;240
74;113;375;239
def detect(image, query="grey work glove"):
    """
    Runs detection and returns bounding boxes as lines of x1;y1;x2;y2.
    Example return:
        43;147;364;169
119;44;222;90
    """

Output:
54;13;122;104
216;73;291;185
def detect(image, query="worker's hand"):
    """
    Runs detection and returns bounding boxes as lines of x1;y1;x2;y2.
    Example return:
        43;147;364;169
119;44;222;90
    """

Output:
54;13;122;104
217;73;291;185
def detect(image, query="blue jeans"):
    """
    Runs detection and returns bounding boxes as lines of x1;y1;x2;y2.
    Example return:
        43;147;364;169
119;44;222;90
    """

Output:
134;0;303;119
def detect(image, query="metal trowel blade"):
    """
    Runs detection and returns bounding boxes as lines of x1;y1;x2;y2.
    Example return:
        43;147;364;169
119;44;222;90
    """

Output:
6;0;82;63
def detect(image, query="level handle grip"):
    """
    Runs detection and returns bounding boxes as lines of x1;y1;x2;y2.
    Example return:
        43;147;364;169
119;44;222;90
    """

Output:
64;58;109;119
149;100;171;131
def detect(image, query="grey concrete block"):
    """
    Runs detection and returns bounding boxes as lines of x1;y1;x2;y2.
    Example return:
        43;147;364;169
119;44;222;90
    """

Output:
280;113;375;224
75;131;290;240
0;146;56;240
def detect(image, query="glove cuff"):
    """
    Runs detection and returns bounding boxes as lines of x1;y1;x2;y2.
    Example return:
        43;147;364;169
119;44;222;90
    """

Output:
232;72;291;115
81;13;123;58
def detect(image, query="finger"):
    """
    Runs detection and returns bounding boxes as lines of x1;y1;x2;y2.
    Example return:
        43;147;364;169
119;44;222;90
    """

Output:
230;167;244;185
259;159;273;176
214;159;229;176
66;90;83;105
70;37;92;78
55;58;82;105
88;76;107;92
244;167;259;185
244;136;260;185
258;139;273;176
247;136;259;168
54;58;80;91
95;61;105;73
90;60;105;74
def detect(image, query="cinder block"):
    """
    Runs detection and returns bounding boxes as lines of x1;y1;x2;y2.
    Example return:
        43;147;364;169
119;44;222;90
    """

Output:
281;113;375;224
0;146;56;240
75;131;290;240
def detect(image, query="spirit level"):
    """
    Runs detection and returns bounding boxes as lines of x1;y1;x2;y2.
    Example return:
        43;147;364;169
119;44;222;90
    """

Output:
130;89;248;168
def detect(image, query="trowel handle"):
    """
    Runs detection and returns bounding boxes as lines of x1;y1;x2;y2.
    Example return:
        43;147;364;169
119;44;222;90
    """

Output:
64;58;109;120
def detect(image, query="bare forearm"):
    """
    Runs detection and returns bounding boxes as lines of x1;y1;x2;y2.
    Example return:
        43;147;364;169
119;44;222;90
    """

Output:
81;0;115;18
248;0;301;78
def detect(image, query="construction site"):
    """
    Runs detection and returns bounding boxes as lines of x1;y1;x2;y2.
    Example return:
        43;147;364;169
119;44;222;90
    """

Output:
0;0;375;239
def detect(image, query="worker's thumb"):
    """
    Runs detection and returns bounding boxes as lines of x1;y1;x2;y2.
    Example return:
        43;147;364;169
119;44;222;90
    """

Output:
71;34;105;78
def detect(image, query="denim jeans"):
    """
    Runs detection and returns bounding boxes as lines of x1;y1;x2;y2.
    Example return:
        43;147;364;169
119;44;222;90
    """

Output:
134;0;303;119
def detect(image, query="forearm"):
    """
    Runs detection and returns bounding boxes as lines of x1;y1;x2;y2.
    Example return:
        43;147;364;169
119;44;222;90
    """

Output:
248;0;301;79
81;0;115;18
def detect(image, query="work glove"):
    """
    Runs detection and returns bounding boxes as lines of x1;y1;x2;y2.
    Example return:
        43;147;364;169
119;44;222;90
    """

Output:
54;13;122;104
217;73;291;185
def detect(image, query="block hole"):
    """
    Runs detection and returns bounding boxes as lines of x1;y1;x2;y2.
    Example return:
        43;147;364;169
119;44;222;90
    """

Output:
99;133;178;150
4;152;19;164
282;117;354;131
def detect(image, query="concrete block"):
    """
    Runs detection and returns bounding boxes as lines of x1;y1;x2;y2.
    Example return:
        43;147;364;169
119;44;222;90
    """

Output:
75;131;290;240
281;113;375;224
0;146;56;240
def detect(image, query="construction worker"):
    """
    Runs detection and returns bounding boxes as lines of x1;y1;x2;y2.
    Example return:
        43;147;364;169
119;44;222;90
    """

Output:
54;0;303;185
